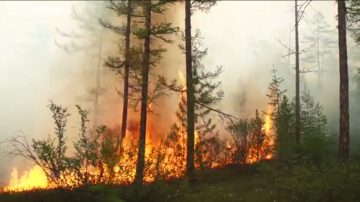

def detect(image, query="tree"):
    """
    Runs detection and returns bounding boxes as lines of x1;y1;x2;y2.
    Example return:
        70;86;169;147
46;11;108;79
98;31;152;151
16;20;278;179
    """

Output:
168;30;224;170
135;0;151;186
293;0;312;145
295;0;301;145
184;0;216;178
102;0;134;152
121;1;132;152
134;0;178;186
266;68;286;115
347;0;360;43
300;86;329;163
337;0;350;161
302;11;336;90
275;95;296;162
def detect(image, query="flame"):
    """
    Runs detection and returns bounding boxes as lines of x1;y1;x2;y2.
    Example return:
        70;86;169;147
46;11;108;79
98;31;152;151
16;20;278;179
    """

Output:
2;107;276;192
4;166;48;192
2;72;276;192
245;105;275;164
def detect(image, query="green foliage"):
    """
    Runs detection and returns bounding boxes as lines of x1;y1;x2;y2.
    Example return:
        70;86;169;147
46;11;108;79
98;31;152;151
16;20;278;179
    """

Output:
6;101;126;187
347;0;360;43
164;29;224;169
105;0;179;111
266;69;295;163
69;106;105;185
274;83;332;164
32;102;70;181
300;86;332;164
350;68;360;157
275;161;360;202
266;68;286;114
275;95;296;162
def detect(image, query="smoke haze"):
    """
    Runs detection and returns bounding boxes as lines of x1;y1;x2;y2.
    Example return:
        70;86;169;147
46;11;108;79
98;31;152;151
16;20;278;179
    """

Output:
0;1;356;186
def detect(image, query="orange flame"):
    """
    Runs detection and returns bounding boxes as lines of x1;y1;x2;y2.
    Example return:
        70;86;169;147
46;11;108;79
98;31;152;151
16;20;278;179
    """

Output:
2;72;276;192
246;105;275;164
4;166;48;192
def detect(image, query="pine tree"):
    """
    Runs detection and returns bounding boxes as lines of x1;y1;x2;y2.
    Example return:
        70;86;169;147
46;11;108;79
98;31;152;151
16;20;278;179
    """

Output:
134;0;178;186
167;29;223;171
337;0;350;161
294;0;312;145
275;95;296;162
294;0;301;145
347;0;360;43
302;11;336;90
135;0;151;187
300;86;329;163
266;68;286;115
101;0;134;152
184;0;216;178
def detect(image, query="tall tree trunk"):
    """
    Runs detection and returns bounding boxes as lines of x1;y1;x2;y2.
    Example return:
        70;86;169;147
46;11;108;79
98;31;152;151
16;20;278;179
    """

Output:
117;0;132;152
135;0;151;186
185;0;195;178
295;0;301;144
337;0;350;161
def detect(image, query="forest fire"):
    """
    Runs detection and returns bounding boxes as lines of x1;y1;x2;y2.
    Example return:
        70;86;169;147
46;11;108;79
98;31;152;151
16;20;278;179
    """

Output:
2;104;275;192
1;65;275;193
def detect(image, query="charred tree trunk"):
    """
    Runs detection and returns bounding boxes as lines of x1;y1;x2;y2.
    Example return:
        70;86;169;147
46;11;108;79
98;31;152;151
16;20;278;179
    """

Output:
185;0;195;178
337;0;350;161
118;0;132;152
295;0;301;145
134;0;151;186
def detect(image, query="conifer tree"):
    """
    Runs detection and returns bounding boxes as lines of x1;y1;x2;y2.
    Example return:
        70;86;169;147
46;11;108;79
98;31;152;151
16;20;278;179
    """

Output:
300;86;329;163
266;68;286;115
293;0;312;145
347;0;360;43
275;95;296;162
337;0;350;161
294;0;301;145
134;0;178;186
184;0;216;178
101;0;134;151
302;11;336;90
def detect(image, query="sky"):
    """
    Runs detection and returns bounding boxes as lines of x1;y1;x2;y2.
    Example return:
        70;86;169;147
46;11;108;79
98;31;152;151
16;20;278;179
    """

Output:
0;1;339;185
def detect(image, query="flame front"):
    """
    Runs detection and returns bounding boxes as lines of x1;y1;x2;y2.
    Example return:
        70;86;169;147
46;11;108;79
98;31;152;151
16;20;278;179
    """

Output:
2;72;276;192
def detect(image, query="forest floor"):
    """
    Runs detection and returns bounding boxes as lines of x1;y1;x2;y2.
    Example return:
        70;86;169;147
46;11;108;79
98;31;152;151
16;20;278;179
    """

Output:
0;163;277;202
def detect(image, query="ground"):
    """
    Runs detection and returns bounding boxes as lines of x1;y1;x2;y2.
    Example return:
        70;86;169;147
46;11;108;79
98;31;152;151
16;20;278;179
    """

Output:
0;164;277;202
